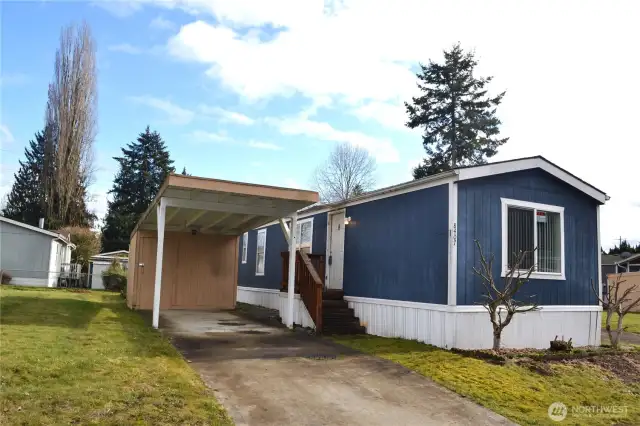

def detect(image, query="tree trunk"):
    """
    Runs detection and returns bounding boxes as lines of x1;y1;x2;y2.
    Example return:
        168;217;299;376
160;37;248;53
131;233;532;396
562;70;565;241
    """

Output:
492;327;502;350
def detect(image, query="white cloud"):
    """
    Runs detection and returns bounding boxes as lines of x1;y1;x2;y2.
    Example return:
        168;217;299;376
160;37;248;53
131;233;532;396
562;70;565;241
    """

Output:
93;0;143;17
198;105;254;125
267;116;399;163
150;16;175;30
248;141;282;150
283;178;302;189
0;124;14;145
108;43;143;54
352;101;412;131
187;130;230;143
118;0;637;247
129;95;195;125
0;72;28;87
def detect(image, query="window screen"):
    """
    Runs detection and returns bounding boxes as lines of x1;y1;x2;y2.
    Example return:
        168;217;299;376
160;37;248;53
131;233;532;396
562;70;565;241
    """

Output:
506;204;562;274
536;210;561;273
507;207;534;269
256;229;266;275
241;232;248;264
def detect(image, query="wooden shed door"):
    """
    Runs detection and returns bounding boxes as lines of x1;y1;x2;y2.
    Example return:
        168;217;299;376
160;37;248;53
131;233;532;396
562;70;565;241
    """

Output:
136;236;177;310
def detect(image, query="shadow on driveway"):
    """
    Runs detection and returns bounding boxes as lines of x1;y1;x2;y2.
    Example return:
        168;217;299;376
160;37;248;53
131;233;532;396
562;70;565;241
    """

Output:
156;306;514;426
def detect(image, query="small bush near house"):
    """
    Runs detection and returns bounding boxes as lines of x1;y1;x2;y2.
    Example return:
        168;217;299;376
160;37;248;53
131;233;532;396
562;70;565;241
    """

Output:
102;259;127;296
58;226;101;272
1;270;12;284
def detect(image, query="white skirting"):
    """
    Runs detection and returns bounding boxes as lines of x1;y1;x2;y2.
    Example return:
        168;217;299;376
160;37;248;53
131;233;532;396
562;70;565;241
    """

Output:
9;277;50;287
345;295;602;349
236;286;315;329
278;292;314;329
237;286;281;310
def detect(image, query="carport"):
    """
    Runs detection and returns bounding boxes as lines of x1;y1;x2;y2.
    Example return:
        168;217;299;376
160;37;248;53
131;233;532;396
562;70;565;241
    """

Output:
126;174;319;328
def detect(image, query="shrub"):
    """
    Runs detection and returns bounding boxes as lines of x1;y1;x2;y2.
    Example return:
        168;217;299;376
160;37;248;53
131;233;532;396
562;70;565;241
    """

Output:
1;270;12;285
102;259;127;295
58;226;101;273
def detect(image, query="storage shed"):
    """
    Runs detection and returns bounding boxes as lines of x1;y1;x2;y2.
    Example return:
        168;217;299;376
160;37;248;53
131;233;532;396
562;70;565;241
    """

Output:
127;174;319;328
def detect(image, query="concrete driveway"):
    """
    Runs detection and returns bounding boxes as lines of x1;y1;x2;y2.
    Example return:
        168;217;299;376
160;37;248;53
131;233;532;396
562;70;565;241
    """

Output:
161;309;513;426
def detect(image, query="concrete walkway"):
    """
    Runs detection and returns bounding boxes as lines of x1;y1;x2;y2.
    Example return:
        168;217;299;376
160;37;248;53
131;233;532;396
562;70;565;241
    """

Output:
161;309;514;426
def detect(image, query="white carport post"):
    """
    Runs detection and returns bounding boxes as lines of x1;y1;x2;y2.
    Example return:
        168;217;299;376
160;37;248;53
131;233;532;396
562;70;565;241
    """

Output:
152;197;166;329
287;212;298;328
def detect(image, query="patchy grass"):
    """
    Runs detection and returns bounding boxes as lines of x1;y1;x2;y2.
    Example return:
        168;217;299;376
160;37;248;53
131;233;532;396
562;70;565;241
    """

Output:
334;335;640;426
0;286;232;425
602;311;640;334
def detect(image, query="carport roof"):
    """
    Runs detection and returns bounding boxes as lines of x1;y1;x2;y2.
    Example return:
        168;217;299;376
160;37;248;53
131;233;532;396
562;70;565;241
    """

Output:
131;174;319;237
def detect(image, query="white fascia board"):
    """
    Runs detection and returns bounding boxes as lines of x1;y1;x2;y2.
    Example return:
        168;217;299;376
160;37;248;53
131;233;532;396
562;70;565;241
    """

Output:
457;158;607;204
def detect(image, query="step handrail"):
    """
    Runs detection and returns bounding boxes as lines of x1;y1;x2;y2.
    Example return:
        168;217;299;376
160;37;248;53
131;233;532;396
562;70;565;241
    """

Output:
281;251;324;332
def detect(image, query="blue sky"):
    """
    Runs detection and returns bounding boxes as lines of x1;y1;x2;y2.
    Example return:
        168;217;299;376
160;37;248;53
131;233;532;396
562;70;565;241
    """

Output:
1;1;639;248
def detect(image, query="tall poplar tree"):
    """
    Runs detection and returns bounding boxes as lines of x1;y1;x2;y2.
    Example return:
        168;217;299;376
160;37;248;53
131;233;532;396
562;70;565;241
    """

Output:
405;43;509;178
101;126;175;252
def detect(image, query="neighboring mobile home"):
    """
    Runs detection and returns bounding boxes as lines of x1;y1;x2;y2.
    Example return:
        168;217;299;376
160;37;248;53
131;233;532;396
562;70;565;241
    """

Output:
89;250;129;290
237;156;609;349
0;216;75;287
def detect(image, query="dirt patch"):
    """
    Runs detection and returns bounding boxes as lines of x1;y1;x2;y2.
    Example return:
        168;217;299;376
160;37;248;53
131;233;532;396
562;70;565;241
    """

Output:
452;347;640;383
575;352;640;384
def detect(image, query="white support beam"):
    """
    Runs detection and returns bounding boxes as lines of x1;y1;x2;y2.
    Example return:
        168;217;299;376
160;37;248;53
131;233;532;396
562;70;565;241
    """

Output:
220;214;255;233
185;210;207;228
279;218;291;244
201;212;233;231
597;205;602;304
287;212;298;328
165;207;180;226
152;197;166;329
447;181;458;306
165;197;281;217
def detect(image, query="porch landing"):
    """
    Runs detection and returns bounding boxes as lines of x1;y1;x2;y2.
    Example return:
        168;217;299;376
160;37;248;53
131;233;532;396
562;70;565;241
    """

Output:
159;309;514;426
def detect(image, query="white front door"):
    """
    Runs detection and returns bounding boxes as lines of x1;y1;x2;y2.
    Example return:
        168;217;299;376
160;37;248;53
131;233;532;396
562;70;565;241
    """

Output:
326;210;345;290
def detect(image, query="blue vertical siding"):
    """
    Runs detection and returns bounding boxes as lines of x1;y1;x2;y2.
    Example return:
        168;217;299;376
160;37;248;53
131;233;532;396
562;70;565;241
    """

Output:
343;184;449;304
456;169;599;306
237;212;328;289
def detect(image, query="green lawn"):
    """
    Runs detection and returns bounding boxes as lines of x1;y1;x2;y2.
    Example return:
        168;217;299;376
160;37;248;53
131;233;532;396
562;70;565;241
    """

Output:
334;335;640;426
601;311;640;334
0;286;232;425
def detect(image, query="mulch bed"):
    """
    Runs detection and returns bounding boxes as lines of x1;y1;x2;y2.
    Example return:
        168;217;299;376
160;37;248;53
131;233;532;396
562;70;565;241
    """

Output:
451;347;640;383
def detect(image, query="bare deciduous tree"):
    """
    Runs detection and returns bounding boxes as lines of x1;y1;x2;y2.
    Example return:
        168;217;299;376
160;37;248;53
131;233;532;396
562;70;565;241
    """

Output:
44;21;97;227
312;143;376;203
473;240;539;350
591;274;640;349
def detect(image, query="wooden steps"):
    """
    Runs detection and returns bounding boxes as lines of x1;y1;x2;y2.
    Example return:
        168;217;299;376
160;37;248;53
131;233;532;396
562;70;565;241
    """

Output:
321;290;366;335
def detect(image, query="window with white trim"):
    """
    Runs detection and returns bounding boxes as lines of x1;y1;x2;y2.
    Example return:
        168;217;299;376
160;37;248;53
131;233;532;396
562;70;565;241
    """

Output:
501;198;565;279
255;228;267;275
241;232;248;264
286;217;314;253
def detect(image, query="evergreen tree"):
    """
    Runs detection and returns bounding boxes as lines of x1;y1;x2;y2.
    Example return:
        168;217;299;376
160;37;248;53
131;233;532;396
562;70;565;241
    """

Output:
406;43;508;178
181;167;191;176
2;131;47;225
101;126;175;252
1;128;95;228
608;240;640;255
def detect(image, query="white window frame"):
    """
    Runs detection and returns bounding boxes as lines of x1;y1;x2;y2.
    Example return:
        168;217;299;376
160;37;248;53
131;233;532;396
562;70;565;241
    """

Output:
286;217;314;252
255;228;267;276
501;198;565;280
241;232;248;264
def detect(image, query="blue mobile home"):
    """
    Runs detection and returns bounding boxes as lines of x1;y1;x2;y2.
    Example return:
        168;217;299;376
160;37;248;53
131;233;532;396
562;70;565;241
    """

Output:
237;156;608;349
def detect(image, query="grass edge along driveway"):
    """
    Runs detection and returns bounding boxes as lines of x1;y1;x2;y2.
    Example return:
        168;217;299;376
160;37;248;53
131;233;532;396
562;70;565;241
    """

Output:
333;335;640;426
0;286;232;425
